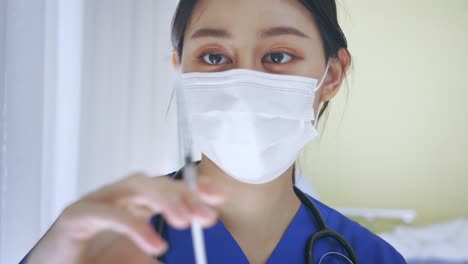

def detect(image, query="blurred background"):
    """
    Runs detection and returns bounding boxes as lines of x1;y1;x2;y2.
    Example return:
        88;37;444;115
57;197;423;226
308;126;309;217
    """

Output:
302;0;468;229
1;0;467;263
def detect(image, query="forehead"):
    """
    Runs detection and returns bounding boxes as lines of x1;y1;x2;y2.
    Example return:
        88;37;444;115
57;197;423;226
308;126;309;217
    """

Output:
186;0;319;38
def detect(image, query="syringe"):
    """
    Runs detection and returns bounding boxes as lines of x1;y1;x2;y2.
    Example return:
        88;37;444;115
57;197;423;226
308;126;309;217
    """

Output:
176;76;208;264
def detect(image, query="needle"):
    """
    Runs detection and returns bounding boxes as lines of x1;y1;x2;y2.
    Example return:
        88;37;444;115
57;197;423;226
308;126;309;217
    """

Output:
184;159;208;264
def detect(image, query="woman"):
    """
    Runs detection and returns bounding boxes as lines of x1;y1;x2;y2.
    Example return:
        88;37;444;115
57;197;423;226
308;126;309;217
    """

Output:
21;0;406;263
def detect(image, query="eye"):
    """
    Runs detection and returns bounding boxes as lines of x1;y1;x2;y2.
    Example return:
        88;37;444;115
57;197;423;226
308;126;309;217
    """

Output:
263;52;294;64
201;53;229;65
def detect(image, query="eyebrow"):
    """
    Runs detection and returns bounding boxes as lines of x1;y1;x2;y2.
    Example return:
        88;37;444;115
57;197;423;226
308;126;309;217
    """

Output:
260;26;310;39
190;26;310;40
190;28;232;39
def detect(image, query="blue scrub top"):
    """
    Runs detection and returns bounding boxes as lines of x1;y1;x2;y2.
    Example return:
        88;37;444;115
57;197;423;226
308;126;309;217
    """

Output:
19;183;406;264
152;192;406;264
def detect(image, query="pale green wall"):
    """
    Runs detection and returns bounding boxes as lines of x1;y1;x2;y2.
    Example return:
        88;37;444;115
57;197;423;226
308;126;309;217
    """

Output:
300;0;468;230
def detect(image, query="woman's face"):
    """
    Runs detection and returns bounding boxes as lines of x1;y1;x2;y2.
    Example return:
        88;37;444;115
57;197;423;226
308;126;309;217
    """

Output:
176;0;348;107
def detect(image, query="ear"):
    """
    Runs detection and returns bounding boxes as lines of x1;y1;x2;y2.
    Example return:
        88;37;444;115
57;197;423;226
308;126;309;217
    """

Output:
319;48;351;102
171;49;181;69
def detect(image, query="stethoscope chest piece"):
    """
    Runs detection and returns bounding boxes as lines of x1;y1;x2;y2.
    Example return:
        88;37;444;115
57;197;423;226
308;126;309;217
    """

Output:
295;186;359;264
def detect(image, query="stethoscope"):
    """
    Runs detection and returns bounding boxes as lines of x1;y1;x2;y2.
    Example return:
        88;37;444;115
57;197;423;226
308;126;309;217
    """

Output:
153;167;360;264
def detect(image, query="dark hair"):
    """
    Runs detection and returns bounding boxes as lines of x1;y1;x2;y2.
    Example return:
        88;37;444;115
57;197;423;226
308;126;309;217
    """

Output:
171;0;350;121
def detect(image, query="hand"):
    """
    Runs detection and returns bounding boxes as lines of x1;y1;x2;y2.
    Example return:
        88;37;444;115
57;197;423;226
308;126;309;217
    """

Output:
26;173;228;264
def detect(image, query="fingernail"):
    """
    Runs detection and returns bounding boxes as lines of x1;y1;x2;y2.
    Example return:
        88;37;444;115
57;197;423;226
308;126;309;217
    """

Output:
150;242;167;256
147;234;168;255
159;242;168;253
197;203;216;219
199;178;229;193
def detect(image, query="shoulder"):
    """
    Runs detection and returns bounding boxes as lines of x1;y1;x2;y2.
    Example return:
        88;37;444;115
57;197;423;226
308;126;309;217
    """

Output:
310;197;407;263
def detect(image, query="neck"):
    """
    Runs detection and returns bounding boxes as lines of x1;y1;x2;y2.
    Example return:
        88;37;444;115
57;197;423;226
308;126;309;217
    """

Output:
197;155;300;234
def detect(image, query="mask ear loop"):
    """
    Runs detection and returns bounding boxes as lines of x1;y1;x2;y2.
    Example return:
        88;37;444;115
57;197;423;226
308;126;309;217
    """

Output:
313;61;330;128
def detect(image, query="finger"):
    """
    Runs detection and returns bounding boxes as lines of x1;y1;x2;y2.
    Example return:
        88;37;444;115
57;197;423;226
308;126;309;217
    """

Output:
159;192;192;230
182;191;218;227
140;176;219;229
122;202;156;220
87;174;221;231
130;178;195;229
145;179;218;229
62;202;168;256
86;174;189;224
120;194;192;230
101;175;196;230
197;177;230;206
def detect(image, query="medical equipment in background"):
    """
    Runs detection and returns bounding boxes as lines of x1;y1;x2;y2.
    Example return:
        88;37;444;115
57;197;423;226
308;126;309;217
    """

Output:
380;218;468;263
336;208;417;229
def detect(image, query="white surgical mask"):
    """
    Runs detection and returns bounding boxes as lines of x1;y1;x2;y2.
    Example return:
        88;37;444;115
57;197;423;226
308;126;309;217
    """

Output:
180;64;329;184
